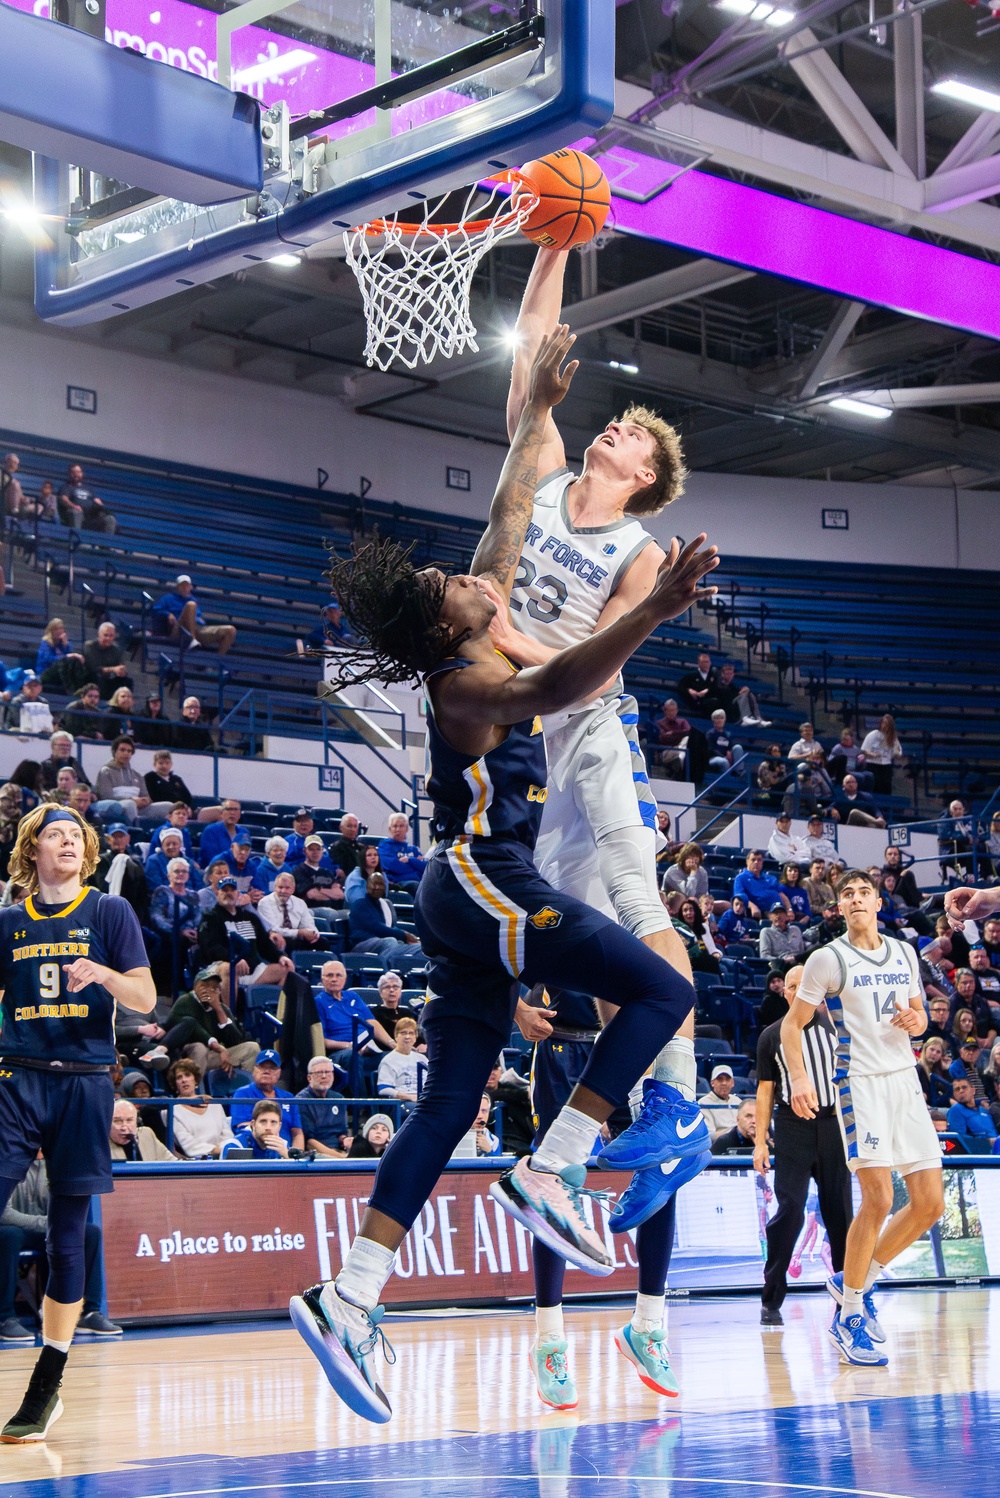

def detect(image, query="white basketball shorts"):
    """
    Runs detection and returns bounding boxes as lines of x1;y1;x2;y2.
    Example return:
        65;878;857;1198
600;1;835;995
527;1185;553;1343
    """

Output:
836;1066;942;1176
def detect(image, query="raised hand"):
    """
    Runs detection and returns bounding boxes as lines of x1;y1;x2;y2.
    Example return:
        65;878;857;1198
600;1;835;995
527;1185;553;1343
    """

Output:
647;533;719;623
527;324;578;411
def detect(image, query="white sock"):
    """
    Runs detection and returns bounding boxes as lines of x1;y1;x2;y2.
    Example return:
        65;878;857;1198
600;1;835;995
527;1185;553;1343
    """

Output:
652;1037;697;1102
333;1235;396;1312
864;1260;884;1292
842;1285;865;1318
535;1304;565;1342
632;1292;665;1334
42;1335;71;1354
628;1078;646;1120
534;1105;601;1174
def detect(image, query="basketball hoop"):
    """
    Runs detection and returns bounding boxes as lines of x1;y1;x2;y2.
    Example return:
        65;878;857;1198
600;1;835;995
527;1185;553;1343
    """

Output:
344;178;536;372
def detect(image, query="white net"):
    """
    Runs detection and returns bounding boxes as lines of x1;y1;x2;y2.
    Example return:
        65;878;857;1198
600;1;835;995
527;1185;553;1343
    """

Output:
343;180;536;371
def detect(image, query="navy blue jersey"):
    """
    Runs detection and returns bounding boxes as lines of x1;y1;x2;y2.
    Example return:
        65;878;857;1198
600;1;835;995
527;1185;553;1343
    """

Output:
0;888;148;1065
424;656;547;849
526;984;600;1033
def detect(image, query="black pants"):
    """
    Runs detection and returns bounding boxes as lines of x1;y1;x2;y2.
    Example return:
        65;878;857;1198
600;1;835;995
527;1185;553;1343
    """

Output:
762;1110;852;1311
0;1220;103;1319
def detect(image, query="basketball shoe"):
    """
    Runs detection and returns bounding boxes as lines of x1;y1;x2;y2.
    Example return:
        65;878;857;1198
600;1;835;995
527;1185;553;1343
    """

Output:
597;1080;709;1170
615;1323;680;1397
289;1282;393;1423
1;1351;64;1443
490;1159;613;1275
826;1271;884;1344
828;1308;888;1367
609;1149;712;1233
529;1339;579;1410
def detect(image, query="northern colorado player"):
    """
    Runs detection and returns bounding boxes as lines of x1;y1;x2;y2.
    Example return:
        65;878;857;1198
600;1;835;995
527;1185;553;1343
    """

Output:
0;805;154;1441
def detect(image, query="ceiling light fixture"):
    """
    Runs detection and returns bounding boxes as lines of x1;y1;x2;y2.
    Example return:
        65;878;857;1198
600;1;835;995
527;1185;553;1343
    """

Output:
716;0;796;27
827;396;893;420
609;359;639;374
268;253;301;267
233;49;317;88
931;79;1000;113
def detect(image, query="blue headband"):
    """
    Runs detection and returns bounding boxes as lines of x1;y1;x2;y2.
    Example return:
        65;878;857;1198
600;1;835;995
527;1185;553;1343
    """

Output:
40;808;80;830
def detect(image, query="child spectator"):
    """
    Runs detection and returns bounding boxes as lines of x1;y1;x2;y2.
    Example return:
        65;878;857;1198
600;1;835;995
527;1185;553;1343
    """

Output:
347;1114;394;1159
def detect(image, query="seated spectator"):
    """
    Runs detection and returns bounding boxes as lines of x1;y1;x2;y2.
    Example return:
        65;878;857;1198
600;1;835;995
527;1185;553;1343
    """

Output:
827;728;866;785
756;745;789;808
946;1075;997;1151
803;858;835;915
925;996;953;1044
63;682;108;741
377;1017;427;1103
473;1094;502;1156
330;811;363;878
786;755;837;819
758;968;789;1028
677;651;717;716
860;713;903;797
378;812;427;892
36;617;88;694
733;850;791;918
803;902;845;950
787;722;821;761
84;621;133;700
711;1098;759;1155
294;834;345;913
225;832;262;905
672;896;721;973
314;959;393;1062
717;895;751;945
969;945;1000;1007
709;661;770;727
950;970;997;1044
8;759;43;816
699;1065;742;1140
834;774;886;828
198;858;230;914
983;1041;1000;1129
93;735;151;824
917;1037;953;1109
285;808;316;866
198;878;296;991
483;1055;534;1156
345;845;383;906
661;842;708;899
651;698;690;775
3;671;53;736
778;862;811;927
175;695;214;752
198;802;249;868
58;462;116;533
38;730;90;792
759;904;805;964
800;815;838;865
109;1098;176;1161
229;1051;304;1147
879;871;918;936
881;844;922;905
27;479;58;522
258;870;329;951
136;693;173;749
370;970;422;1044
0;782;24;881
87;822;148;921
42;764;79;808
144;828;188;892
168;963;260;1075
252;836;291;897
0;1155;121;1342
106;685;138;738
296;1057;351;1157
705;710;745;781
766;812;808;866
165;1058;237;1158
308;597;355;650
348;1113;395;1159
69;782;101;829
152;574;236;655
148;802;198;862
699;892;722;945
150;858;201;962
224;1099;296;1159
948;1034;988;1102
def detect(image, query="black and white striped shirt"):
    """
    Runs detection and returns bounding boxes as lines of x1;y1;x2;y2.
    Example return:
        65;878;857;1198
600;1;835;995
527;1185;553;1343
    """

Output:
757;1012;838;1114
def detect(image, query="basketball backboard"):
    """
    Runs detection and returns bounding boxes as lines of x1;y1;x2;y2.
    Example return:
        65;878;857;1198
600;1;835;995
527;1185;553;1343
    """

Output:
21;0;614;325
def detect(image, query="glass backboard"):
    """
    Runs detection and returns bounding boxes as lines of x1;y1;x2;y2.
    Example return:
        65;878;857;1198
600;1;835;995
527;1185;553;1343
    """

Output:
21;0;614;324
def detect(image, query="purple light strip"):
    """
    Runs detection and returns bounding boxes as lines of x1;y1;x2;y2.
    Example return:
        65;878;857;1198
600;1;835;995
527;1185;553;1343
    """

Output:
594;149;1000;344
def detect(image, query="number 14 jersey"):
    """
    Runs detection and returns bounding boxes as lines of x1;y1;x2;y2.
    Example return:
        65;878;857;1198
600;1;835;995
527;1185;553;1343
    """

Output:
797;933;922;1078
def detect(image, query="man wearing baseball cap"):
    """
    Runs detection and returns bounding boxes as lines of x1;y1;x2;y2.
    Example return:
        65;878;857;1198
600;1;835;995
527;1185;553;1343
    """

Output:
196;877;296;990
293;834;344;914
285;809;315;867
698;1064;743;1141
168;965;260;1077
229;1051;304;1148
151;574;236;655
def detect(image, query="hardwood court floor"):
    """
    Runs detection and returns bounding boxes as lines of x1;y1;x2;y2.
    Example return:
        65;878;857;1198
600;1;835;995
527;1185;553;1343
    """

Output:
1;1288;998;1497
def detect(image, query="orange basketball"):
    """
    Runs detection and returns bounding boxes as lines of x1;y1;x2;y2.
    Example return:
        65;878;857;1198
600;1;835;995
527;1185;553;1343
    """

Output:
513;149;611;250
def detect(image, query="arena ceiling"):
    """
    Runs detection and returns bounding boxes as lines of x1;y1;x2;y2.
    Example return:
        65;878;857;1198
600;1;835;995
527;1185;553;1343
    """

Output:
2;0;1000;488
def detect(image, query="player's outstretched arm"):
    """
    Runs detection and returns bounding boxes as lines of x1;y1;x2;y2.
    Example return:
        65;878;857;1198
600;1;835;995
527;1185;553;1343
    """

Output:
63;959;156;1013
945;886;1000;925
506;248;569;473
471;326;578;603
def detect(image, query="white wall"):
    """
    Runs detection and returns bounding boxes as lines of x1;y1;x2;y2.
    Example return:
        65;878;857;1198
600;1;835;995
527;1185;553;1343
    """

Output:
1;317;993;569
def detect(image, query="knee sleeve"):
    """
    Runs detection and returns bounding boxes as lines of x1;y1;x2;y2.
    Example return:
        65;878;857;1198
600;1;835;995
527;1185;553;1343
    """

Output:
45;1194;91;1306
595;825;670;940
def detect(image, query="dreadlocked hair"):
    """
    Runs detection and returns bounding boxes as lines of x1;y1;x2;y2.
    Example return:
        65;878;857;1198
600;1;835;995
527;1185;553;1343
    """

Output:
325;533;470;687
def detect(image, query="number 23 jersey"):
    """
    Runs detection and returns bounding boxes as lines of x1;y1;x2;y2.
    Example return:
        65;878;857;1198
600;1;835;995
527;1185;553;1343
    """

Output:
0;888;148;1065
796;934;922;1077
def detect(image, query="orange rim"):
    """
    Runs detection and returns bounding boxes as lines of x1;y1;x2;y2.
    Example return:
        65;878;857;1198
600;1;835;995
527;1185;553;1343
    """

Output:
352;175;534;238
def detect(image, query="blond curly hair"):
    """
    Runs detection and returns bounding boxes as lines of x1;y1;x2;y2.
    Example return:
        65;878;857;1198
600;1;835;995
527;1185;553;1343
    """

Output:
619;405;688;516
7;804;101;894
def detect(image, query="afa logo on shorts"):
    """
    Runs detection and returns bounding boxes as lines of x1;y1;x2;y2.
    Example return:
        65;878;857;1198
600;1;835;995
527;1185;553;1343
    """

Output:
528;907;563;931
864;1131;880;1148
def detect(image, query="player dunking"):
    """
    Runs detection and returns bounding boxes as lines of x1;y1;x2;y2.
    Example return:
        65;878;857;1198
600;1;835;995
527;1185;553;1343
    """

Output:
290;329;718;1423
781;869;944;1367
0;805;154;1441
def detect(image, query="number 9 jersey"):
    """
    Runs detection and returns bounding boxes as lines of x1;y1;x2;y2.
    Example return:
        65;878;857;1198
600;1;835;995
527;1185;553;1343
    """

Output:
0;888;149;1066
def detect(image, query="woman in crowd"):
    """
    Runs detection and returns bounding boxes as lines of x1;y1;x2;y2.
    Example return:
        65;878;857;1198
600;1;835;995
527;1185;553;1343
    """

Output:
949;1005;980;1057
950;968;997;1045
107;685;137;737
345;845;384;906
917;1037;954;1109
779;862;811;928
8;760;42;816
150;858;202;993
672;896;721;973
252;836;291;898
348;1113;395;1159
36;617;88;693
758;969;789;1028
860;712;903;796
166;1059;237;1159
135;693;172;748
661;841;708;899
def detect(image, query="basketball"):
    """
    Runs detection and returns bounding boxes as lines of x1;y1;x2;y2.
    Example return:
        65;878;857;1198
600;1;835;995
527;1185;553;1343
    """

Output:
513;149;611;250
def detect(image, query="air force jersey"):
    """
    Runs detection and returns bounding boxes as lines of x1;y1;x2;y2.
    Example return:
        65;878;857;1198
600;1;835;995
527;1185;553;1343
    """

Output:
797;934;922;1078
0;888;148;1065
509;468;654;658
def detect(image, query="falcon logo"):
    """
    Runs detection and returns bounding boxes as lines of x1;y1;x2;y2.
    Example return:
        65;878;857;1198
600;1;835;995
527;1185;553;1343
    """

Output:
528;907;563;930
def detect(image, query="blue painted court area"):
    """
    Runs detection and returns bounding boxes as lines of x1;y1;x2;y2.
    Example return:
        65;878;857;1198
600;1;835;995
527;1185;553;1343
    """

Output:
4;1391;996;1498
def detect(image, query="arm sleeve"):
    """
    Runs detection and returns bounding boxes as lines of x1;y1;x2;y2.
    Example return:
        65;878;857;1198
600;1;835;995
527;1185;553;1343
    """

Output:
99;895;151;972
795;947;842;1009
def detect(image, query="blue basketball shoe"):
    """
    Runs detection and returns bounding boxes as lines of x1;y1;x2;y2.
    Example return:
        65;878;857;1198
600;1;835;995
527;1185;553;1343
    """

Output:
827;1271;885;1344
597;1080;709;1170
828;1308;888;1367
529;1339;579;1410
610;1149;712;1233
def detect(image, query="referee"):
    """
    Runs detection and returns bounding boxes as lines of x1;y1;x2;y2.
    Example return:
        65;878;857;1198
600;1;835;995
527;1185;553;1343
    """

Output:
755;964;852;1325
